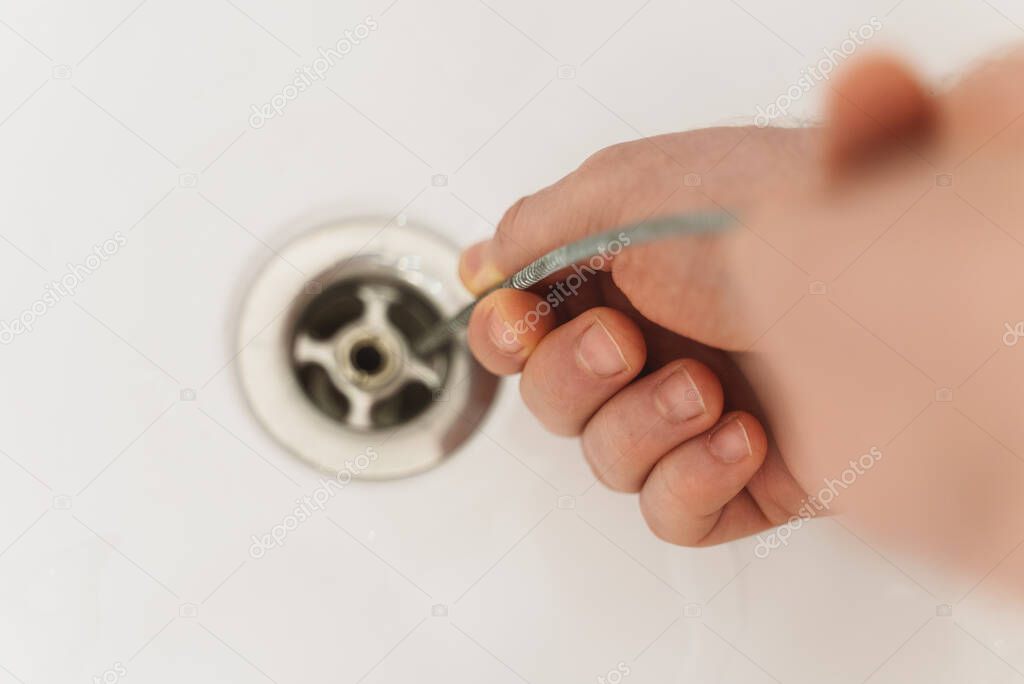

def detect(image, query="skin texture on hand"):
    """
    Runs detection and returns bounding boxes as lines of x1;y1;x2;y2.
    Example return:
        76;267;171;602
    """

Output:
460;48;1024;597
460;124;818;547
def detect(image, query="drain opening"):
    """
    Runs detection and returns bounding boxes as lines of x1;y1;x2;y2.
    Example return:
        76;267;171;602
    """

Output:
290;275;450;432
237;218;500;479
351;342;384;374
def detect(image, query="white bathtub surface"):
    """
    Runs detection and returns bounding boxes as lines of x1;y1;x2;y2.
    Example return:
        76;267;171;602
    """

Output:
1;1;1023;682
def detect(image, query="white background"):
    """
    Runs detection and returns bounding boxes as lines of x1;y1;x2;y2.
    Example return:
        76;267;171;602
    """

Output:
1;1;1023;682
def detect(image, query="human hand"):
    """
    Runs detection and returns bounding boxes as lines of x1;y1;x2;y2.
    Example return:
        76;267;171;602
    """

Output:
460;50;995;548
459;124;817;547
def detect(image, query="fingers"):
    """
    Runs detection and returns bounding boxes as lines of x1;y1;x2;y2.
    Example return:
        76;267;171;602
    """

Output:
824;53;936;172
457;129;814;350
457;138;689;294
519;307;646;436
580;359;724;493
638;412;770;547
458;174;612;294
468;293;778;548
467;294;647;437
458;127;816;298
465;289;556;375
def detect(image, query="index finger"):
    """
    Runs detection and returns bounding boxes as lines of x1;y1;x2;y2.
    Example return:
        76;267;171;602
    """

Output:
457;138;688;293
457;126;805;294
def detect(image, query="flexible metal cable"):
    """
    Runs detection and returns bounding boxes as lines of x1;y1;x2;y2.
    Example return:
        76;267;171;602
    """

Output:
413;210;735;357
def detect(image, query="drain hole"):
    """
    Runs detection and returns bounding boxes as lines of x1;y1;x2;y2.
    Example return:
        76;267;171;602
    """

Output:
351;342;384;374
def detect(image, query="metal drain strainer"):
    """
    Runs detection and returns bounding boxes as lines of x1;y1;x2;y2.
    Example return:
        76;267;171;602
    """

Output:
237;217;497;479
291;278;446;431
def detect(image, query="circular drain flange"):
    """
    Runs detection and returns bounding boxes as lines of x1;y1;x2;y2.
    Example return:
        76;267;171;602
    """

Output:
236;217;498;479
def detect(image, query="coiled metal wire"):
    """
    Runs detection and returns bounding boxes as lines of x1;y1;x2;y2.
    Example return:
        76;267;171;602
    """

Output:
413;210;734;357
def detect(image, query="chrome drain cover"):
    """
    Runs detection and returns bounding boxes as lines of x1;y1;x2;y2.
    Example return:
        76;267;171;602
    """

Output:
291;278;447;431
236;217;497;479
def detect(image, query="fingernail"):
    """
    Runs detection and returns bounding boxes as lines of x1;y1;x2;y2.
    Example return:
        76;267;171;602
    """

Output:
708;418;751;464
487;305;522;354
576;320;629;377
654;367;705;423
460;242;503;294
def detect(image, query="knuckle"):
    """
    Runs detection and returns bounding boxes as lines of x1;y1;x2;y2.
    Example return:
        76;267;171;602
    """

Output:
652;454;694;512
581;421;639;493
639;493;696;547
518;373;580;437
493;195;529;253
578;142;633;174
579;138;676;178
